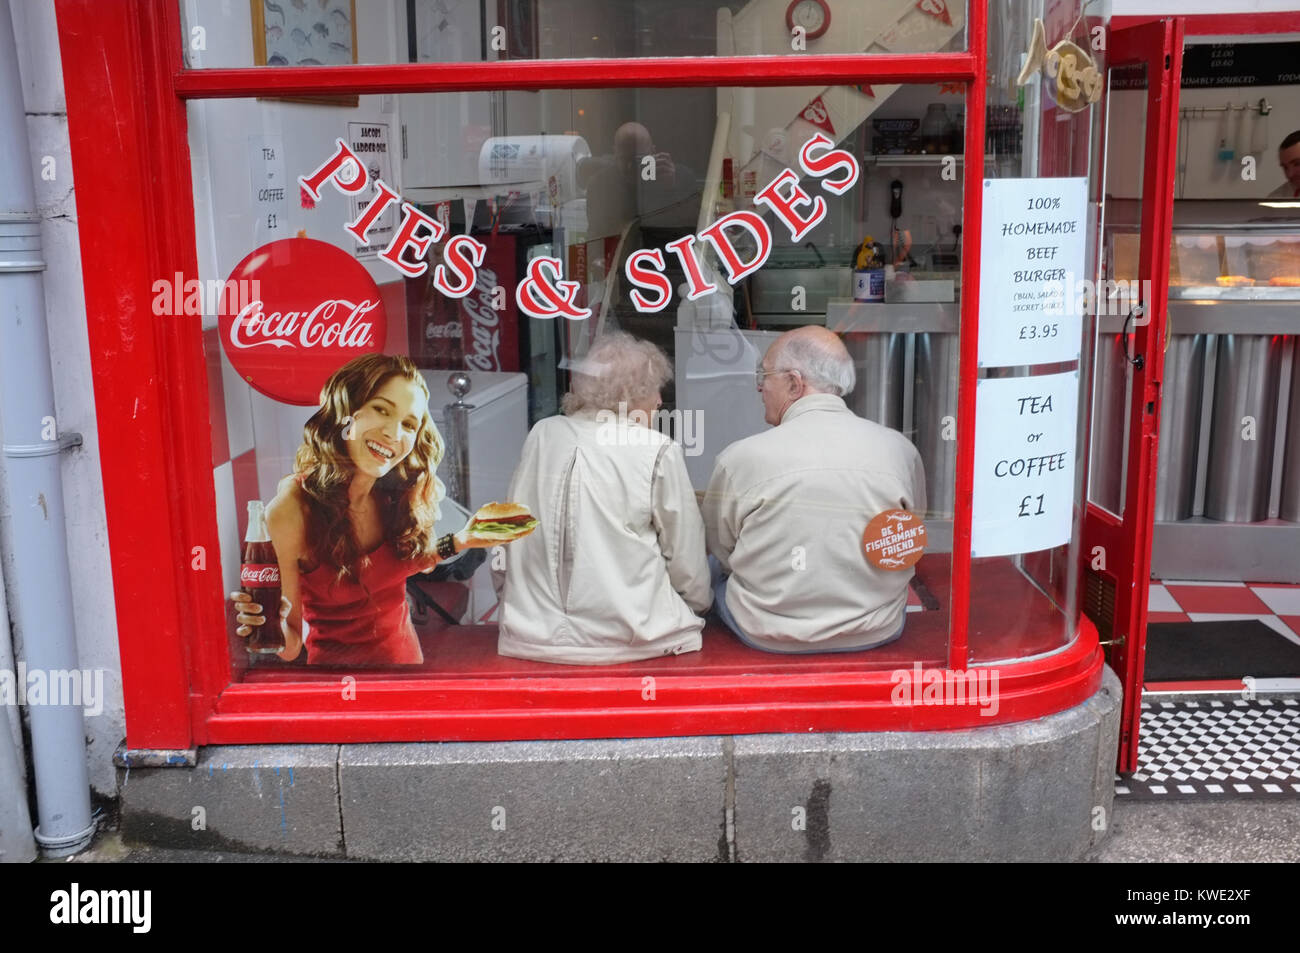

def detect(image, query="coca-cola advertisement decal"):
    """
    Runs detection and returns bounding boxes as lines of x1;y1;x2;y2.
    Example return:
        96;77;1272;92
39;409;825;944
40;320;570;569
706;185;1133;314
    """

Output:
240;564;281;586
457;235;520;373
219;237;388;405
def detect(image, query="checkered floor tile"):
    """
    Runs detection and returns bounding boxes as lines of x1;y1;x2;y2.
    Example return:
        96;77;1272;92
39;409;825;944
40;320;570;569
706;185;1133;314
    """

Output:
1149;581;1300;648
1116;697;1300;800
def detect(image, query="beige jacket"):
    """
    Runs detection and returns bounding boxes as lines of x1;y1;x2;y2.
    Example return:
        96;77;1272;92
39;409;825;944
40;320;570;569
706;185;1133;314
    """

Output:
497;410;712;664
703;394;927;652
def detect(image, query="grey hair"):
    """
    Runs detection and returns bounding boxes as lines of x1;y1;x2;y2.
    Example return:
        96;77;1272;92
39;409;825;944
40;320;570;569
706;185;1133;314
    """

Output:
562;331;673;415
780;333;855;396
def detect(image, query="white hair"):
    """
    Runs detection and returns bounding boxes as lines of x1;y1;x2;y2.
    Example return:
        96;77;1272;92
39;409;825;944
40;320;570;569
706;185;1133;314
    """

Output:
562;331;672;414
780;333;855;396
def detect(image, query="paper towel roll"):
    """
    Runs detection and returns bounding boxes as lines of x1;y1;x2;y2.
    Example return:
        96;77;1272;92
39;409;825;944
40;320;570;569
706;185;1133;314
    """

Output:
477;135;591;204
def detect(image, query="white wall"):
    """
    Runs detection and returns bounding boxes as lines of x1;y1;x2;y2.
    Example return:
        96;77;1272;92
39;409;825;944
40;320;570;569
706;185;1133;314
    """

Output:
1105;80;1299;199
1175;84;1299;198
10;0;122;797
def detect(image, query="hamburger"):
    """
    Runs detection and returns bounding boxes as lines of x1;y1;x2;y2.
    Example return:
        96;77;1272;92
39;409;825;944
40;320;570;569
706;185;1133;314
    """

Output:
464;501;539;542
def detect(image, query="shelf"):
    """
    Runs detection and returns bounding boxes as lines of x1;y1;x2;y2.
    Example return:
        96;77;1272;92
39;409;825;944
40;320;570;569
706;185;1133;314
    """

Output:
1098;300;1300;335
1152;520;1300;583
863;154;1001;166
824;299;959;334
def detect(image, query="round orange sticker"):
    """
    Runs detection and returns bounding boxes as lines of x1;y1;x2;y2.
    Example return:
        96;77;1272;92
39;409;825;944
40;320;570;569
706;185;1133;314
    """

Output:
862;509;927;571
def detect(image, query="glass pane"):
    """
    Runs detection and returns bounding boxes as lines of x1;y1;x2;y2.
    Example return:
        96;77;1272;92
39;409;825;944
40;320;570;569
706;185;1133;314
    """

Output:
187;81;961;678
179;0;968;69
965;0;1105;665
1171;229;1300;292
1088;60;1145;521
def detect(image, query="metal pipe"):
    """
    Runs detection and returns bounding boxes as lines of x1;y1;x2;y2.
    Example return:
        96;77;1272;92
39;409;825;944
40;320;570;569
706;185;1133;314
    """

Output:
1177;99;1271;117
0;542;35;863
0;0;94;858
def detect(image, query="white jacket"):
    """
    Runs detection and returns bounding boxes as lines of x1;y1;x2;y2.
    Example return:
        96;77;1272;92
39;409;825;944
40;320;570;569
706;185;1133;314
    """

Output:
703;394;927;652
497;410;712;664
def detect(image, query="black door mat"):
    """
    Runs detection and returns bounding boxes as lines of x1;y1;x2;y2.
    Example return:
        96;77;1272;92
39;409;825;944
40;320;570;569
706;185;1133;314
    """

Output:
1116;697;1300;800
1144;619;1300;681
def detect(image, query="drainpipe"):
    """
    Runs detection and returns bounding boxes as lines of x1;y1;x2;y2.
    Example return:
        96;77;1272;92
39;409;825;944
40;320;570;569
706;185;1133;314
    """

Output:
0;0;94;858
0;560;36;863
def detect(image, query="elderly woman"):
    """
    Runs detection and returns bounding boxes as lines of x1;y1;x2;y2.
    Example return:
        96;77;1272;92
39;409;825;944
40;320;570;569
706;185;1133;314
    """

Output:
496;332;711;664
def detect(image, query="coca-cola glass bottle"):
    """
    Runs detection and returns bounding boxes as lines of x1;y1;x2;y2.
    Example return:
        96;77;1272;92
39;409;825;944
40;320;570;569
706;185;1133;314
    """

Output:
241;500;284;655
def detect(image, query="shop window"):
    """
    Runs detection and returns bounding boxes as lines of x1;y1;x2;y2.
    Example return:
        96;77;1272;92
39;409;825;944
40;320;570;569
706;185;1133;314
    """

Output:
961;0;1106;663
190;81;979;681
177;0;968;70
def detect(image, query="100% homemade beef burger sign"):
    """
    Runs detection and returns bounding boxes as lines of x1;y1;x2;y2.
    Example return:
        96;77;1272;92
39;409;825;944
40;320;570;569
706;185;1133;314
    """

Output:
219;237;387;405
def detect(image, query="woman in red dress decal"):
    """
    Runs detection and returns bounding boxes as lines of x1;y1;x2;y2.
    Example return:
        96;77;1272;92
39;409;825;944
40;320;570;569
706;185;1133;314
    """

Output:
230;354;534;665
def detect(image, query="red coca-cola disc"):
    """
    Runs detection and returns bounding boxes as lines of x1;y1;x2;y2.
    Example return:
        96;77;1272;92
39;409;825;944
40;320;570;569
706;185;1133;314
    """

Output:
219;238;388;406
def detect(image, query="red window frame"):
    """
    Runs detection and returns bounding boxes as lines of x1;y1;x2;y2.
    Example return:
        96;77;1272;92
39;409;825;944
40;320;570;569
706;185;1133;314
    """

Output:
55;0;1102;750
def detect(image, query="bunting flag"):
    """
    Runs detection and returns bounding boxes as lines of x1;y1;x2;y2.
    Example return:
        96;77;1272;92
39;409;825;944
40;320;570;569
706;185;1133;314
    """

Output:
799;95;836;136
854;83;876;98
917;0;952;27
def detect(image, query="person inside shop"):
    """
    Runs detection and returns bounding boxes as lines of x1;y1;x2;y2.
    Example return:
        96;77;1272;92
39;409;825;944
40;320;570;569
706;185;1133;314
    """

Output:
494;331;712;664
702;326;927;654
230;354;536;666
581;121;700;243
1268;130;1300;199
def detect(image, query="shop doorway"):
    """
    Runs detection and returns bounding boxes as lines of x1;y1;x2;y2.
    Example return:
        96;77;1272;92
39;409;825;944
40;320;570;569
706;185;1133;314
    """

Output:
1093;12;1300;786
1083;17;1184;772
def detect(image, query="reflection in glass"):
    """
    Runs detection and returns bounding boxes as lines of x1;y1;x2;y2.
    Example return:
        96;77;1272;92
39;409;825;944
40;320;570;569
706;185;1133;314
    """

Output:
181;0;967;69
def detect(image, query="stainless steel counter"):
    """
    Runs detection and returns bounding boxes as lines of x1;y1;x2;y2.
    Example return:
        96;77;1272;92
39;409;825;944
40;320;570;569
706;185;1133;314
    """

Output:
1092;290;1300;581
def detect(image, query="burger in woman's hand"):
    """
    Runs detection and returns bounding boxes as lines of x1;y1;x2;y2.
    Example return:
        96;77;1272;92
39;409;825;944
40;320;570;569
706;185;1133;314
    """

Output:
456;501;539;547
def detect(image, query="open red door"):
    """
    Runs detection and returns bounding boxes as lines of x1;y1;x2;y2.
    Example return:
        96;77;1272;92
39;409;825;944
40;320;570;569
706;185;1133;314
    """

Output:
1083;18;1184;772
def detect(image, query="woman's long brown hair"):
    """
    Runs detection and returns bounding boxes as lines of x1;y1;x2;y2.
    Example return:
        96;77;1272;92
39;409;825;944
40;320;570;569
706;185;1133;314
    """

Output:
294;354;444;581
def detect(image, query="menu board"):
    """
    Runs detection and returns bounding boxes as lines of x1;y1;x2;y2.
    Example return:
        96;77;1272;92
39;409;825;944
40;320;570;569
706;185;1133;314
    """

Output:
978;177;1087;368
971;371;1078;558
347;122;396;260
248;135;288;247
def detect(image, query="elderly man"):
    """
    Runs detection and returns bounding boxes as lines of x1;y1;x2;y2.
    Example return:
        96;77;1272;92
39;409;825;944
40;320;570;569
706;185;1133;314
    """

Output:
497;332;711;664
702;326;927;653
1269;130;1300;199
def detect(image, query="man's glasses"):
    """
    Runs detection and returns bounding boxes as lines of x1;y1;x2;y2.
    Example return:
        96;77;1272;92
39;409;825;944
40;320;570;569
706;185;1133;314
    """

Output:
755;362;798;388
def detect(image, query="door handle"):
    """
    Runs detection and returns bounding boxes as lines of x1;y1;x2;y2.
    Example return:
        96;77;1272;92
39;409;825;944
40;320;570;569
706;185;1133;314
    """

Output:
1122;305;1145;371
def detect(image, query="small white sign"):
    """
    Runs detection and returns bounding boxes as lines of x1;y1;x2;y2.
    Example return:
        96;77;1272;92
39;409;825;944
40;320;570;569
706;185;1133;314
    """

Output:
248;135;288;246
978;177;1087;368
971;371;1078;558
347;122;396;259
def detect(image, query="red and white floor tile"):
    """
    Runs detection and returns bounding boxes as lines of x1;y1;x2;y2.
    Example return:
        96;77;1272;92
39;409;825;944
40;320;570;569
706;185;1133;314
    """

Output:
1146;579;1300;693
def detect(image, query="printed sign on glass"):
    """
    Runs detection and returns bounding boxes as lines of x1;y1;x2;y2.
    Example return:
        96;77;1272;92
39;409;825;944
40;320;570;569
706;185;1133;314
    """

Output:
971;371;1078;558
219;237;387;406
978;177;1087;368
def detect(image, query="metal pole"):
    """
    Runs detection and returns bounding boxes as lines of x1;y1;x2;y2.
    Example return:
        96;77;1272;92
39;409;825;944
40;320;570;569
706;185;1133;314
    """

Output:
0;0;94;858
444;372;475;508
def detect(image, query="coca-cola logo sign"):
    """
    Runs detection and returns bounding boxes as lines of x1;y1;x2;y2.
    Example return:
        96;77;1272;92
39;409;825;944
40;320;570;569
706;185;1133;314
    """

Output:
463;266;502;372
219;238;387;405
240;564;281;586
